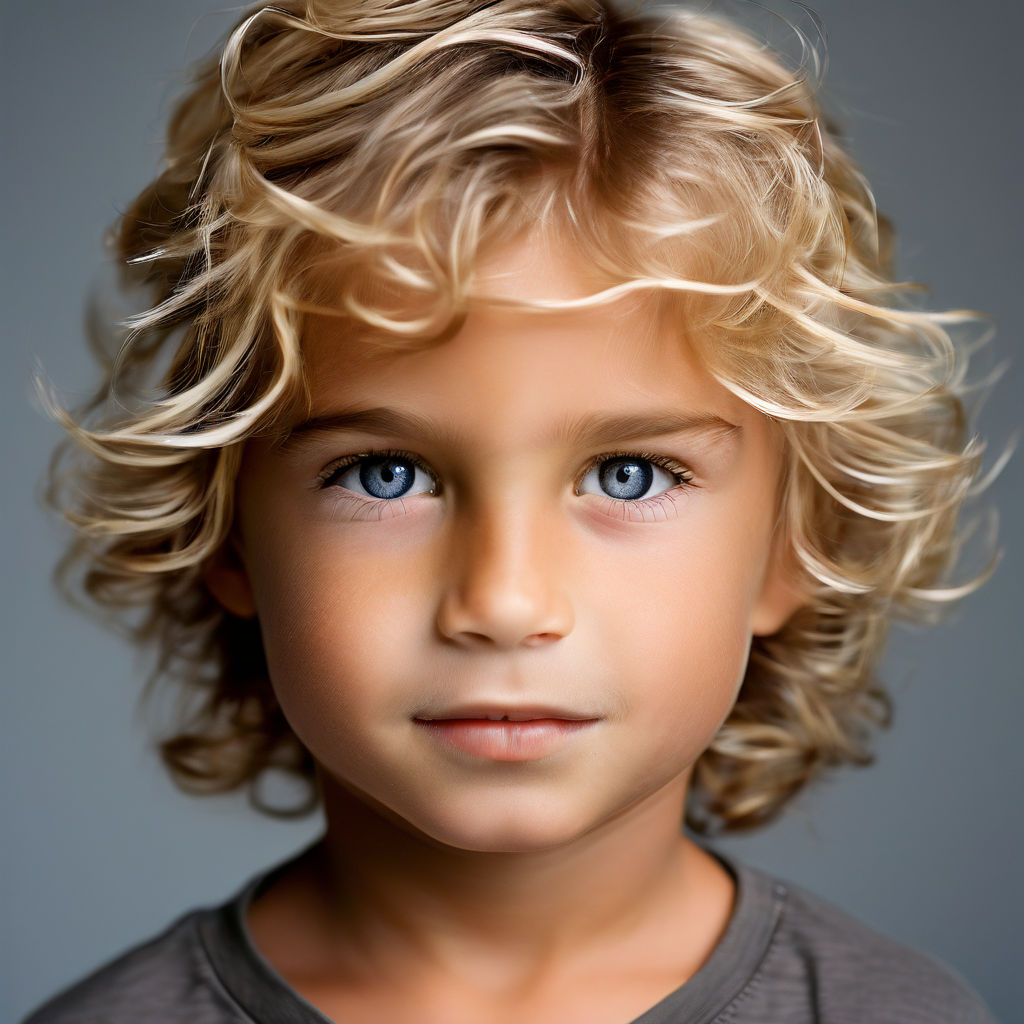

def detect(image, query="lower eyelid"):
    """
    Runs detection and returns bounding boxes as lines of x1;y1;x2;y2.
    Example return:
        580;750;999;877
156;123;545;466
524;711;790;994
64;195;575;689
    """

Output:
324;492;421;523
586;490;684;523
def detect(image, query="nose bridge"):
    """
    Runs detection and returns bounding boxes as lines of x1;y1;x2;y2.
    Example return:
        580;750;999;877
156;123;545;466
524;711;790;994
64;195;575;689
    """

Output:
436;488;574;648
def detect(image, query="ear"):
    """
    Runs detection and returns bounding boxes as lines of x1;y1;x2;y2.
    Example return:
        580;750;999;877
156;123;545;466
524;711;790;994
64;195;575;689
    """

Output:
751;530;807;637
202;534;257;619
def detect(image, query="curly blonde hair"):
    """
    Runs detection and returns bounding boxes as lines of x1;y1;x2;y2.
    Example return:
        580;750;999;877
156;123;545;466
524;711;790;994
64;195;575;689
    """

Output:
46;0;990;832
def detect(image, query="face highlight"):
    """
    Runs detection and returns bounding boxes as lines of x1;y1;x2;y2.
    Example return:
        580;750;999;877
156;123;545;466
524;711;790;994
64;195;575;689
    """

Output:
207;236;800;854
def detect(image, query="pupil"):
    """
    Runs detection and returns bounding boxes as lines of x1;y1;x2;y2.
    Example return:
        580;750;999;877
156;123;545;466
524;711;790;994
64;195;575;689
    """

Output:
600;459;652;500
360;458;413;499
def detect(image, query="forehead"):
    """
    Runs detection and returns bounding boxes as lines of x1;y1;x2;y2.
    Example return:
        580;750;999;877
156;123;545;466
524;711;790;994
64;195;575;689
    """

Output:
289;231;759;437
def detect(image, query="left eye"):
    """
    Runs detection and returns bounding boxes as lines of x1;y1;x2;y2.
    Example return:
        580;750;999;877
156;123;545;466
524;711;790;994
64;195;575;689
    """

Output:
326;456;435;500
579;457;679;501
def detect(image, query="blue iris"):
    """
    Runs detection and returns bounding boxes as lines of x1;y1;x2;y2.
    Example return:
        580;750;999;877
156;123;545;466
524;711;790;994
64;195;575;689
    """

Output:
599;459;653;500
359;457;416;499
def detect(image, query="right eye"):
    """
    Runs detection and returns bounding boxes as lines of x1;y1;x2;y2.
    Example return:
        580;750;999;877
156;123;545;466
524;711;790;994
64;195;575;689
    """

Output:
322;454;437;500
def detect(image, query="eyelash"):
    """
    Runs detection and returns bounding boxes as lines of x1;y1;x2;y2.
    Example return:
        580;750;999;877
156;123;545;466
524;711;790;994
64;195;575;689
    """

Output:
575;450;694;523
317;448;435;491
572;449;694;493
315;447;695;520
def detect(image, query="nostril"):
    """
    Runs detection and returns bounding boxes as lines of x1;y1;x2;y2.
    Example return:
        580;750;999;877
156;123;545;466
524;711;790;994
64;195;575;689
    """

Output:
523;632;560;646
461;630;497;646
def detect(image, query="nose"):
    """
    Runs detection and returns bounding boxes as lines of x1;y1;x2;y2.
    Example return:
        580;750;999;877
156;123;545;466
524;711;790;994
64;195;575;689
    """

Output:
435;498;575;649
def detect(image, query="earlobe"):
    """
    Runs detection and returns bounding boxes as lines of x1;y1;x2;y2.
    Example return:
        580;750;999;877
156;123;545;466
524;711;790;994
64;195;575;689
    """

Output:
202;536;257;619
751;538;807;637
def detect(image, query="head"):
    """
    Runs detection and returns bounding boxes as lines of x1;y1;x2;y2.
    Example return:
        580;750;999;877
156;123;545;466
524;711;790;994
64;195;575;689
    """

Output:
50;0;983;835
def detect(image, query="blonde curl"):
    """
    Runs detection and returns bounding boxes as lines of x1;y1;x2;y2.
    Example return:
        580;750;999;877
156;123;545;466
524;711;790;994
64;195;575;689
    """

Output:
45;0;993;831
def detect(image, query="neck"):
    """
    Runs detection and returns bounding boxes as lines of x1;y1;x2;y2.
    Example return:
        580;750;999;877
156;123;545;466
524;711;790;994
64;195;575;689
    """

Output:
255;770;732;991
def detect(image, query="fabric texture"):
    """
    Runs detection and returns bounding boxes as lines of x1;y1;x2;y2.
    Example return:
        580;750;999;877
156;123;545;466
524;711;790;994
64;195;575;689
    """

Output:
23;850;996;1024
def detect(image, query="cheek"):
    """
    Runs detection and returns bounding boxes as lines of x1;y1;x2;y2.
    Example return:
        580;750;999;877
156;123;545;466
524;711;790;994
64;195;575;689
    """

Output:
589;516;765;741
241;523;419;718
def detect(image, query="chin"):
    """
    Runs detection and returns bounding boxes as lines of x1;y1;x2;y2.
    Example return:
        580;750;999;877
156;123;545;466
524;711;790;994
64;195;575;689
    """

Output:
407;800;600;855
320;769;614;855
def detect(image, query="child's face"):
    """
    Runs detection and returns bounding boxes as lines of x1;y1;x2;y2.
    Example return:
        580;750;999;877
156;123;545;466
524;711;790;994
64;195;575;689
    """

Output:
209;234;800;853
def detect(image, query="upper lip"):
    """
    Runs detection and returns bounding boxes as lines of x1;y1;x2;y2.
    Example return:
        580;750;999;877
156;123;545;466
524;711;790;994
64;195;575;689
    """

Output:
414;703;599;722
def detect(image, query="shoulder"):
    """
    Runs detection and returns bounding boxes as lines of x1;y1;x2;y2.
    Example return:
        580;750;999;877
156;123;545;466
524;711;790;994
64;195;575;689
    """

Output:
735;861;996;1024
21;908;245;1024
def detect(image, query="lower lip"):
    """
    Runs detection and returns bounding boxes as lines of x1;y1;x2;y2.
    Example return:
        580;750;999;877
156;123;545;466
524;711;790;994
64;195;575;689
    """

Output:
414;718;598;761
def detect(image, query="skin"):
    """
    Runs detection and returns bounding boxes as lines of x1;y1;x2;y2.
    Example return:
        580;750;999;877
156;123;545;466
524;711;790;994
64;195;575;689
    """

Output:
205;232;803;1023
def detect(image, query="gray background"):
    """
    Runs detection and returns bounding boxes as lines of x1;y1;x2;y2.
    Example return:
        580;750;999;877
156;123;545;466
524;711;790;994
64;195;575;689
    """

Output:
2;1;1021;1020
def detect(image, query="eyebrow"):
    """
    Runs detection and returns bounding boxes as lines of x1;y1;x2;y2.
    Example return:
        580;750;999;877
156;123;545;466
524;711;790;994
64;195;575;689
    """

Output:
561;409;740;449
273;406;740;454
274;407;439;454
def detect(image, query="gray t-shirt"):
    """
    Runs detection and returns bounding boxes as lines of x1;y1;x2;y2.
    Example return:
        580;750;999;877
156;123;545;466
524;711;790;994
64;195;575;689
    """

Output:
24;851;995;1023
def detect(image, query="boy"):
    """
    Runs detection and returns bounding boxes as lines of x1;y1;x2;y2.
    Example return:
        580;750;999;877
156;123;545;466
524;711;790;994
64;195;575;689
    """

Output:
28;0;997;1021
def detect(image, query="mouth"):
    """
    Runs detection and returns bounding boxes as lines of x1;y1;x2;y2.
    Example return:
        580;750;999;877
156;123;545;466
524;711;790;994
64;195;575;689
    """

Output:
412;705;600;761
413;704;599;723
